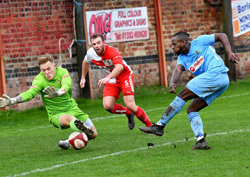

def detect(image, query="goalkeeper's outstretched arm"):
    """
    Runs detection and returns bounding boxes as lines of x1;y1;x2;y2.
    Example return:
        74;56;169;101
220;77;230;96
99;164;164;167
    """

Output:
0;77;42;108
0;94;23;108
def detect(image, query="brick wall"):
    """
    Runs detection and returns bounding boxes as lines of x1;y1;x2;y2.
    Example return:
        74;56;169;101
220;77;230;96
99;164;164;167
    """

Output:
0;0;77;110
1;0;250;109
161;0;250;82
161;0;225;84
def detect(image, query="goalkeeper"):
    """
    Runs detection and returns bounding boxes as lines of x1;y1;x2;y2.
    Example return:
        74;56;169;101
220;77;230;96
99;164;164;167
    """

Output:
0;55;97;150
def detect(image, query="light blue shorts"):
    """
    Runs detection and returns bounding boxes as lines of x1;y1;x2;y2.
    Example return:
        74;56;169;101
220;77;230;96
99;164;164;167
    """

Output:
186;72;229;105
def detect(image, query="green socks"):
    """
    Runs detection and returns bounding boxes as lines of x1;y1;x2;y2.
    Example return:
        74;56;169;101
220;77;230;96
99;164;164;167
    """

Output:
69;119;80;132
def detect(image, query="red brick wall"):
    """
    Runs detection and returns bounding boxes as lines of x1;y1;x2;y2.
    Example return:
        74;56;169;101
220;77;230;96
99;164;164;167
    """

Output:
161;0;224;85
1;0;250;109
161;0;250;82
1;1;74;58
0;0;77;110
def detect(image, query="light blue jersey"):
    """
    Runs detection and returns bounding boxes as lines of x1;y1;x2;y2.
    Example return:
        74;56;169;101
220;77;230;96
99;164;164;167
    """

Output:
158;34;231;141
177;34;230;105
177;34;229;76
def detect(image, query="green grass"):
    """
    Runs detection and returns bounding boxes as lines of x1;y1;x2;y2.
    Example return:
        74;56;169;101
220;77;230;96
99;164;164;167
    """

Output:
0;77;250;177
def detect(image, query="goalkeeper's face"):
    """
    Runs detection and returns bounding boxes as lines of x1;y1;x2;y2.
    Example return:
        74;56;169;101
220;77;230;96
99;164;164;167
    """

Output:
40;61;56;80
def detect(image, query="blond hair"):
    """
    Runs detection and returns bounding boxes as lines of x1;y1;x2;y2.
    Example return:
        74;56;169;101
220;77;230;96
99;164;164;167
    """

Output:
38;55;54;65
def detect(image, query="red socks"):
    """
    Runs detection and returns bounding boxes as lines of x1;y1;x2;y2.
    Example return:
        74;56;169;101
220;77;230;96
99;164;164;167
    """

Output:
111;104;152;127
135;107;152;127
111;103;132;115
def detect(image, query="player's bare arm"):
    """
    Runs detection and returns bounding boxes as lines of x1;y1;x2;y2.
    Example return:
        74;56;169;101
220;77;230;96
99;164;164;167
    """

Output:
169;64;185;93
98;64;124;87
214;33;239;64
80;60;90;88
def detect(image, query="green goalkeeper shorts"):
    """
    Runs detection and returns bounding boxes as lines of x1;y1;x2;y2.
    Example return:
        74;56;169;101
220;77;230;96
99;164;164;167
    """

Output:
48;105;89;129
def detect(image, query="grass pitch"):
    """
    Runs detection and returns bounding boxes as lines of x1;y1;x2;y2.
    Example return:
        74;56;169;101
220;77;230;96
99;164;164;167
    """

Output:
0;77;250;177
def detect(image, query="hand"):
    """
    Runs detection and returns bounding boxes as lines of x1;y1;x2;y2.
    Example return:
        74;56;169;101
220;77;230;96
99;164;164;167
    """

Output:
80;78;86;88
98;77;110;87
43;86;61;98
0;94;16;107
228;52;239;64
169;83;177;94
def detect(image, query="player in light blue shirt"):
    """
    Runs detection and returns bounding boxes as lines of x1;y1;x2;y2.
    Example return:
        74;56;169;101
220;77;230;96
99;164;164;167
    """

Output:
140;32;239;150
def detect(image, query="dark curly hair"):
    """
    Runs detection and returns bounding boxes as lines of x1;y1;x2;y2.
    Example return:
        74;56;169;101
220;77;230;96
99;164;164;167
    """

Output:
173;31;190;41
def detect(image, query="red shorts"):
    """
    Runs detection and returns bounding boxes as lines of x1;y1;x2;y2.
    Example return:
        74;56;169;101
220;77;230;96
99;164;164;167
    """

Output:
103;74;134;100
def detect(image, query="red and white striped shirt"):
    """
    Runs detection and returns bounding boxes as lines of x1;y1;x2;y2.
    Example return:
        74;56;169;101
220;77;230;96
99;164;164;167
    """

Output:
84;45;132;83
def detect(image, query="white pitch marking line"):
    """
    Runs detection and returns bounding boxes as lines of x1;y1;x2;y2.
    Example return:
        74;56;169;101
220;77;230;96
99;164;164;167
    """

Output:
0;126;52;135
219;92;250;99
0;92;249;135
7;128;250;177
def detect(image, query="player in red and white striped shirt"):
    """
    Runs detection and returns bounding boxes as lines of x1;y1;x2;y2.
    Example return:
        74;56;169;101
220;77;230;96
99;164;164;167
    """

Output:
80;34;152;130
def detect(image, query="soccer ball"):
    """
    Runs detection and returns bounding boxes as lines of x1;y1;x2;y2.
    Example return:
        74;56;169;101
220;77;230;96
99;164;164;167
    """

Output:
68;132;88;150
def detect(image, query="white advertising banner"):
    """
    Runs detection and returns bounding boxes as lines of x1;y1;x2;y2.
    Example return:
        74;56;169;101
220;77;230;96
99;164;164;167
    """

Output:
86;7;149;43
232;0;250;37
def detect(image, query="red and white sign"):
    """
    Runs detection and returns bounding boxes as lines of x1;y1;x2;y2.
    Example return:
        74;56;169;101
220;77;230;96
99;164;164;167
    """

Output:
86;7;149;43
189;56;204;73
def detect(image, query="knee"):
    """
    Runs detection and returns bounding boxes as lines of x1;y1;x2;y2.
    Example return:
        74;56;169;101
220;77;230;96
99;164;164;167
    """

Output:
125;101;136;112
103;102;113;112
60;115;75;127
187;106;195;114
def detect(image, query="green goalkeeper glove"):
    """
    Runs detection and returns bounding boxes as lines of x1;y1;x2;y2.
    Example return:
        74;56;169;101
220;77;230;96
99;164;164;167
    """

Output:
43;86;64;98
0;94;17;107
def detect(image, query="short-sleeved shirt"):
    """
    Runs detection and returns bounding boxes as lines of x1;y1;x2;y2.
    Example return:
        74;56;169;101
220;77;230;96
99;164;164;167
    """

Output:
177;34;229;76
84;45;133;83
20;67;78;115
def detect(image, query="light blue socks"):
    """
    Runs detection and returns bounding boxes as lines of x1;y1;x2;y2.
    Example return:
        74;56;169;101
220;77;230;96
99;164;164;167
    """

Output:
188;112;204;138
158;96;204;140
158;96;186;126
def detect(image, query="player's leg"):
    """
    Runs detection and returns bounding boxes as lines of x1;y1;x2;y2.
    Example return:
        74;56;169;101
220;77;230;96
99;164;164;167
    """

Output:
49;106;96;150
58;118;97;150
57;114;95;150
68;106;97;139
49;113;82;132
121;74;152;128
103;83;135;129
187;72;229;149
159;87;199;125
139;87;197;135
103;95;135;130
77;117;97;140
58;114;93;136
123;95;152;127
187;98;208;139
187;98;210;150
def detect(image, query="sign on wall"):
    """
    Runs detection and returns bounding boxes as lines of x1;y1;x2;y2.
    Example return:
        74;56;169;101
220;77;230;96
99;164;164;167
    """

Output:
86;7;149;43
232;0;250;37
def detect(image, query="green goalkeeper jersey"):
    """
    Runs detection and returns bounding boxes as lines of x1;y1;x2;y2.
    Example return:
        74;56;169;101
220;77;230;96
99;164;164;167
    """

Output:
20;67;77;115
